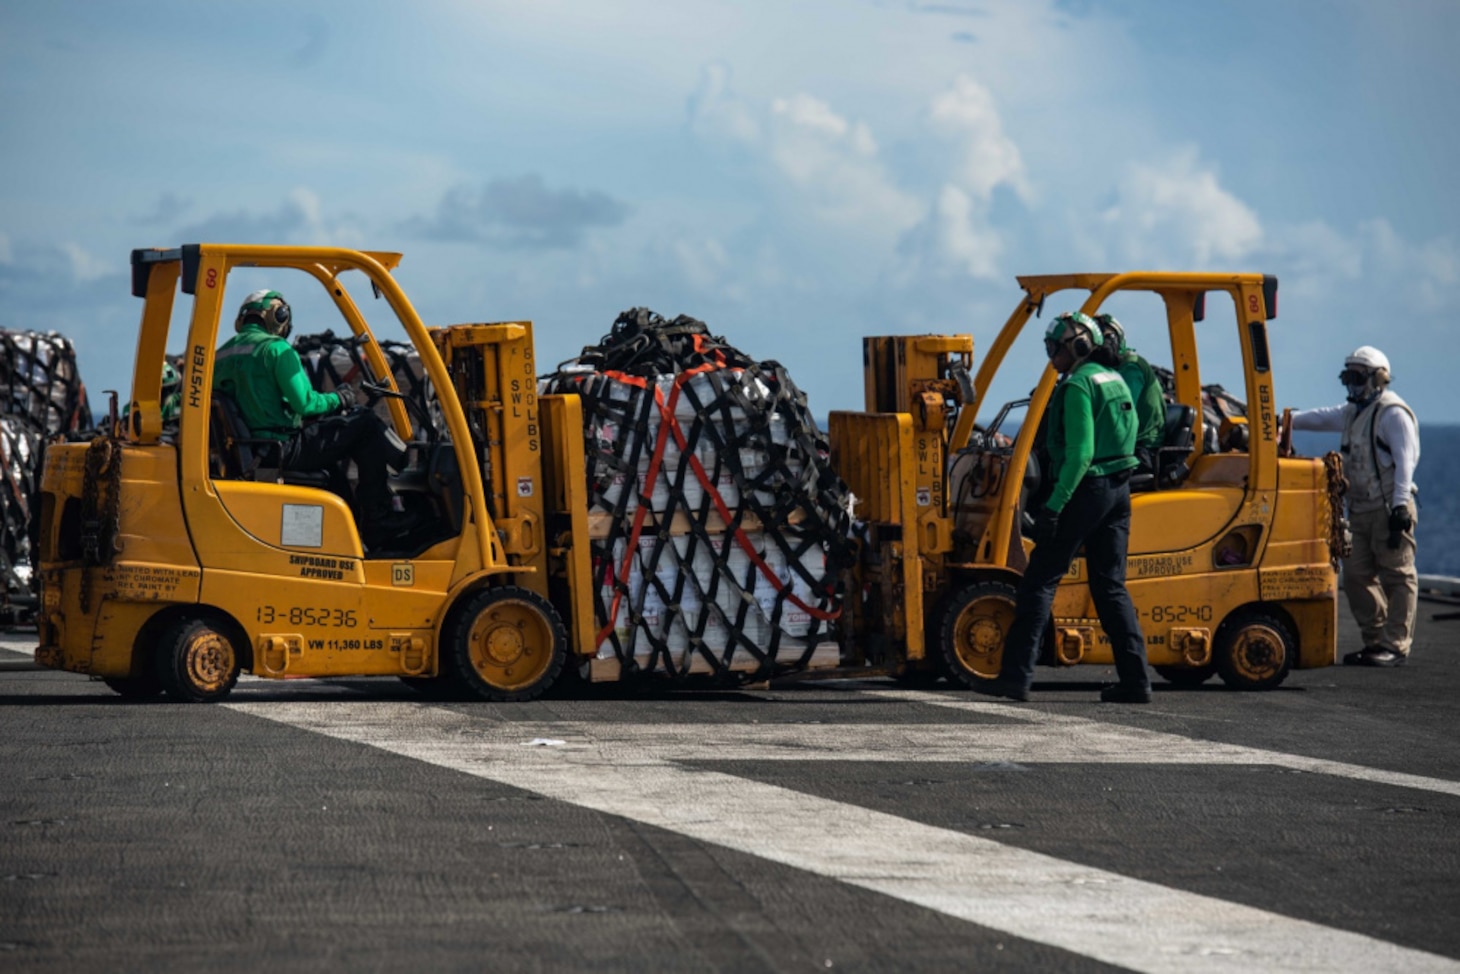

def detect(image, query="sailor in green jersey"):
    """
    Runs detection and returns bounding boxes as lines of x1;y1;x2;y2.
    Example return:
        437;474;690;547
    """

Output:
974;311;1153;704
123;360;182;429
1095;313;1164;473
214;289;410;551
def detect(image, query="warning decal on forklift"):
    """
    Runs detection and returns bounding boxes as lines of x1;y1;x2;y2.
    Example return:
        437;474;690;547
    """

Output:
281;505;324;547
1130;552;1196;578
517;476;534;497
1261;566;1333;601
916;487;932;507
288;554;354;581
110;563;201;602
392;563;414;587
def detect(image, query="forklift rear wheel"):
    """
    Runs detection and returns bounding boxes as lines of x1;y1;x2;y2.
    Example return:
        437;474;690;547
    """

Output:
936;581;1019;688
1153;664;1216;688
155;617;241;703
1214;608;1294;691
449;586;567;702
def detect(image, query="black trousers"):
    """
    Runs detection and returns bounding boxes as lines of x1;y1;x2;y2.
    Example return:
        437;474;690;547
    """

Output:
281;411;396;525
1000;471;1150;691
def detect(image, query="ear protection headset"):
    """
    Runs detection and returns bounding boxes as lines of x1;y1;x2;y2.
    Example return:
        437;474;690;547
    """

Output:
1069;326;1094;359
235;289;293;339
1093;313;1126;355
1045;311;1101;361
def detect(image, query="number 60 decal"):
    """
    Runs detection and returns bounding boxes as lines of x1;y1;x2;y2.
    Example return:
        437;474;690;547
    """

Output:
205;268;218;289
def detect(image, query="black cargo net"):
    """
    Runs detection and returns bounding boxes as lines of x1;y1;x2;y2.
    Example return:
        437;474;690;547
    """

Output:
1;330;93;437
542;308;854;683
294;330;441;436
0;329;93;622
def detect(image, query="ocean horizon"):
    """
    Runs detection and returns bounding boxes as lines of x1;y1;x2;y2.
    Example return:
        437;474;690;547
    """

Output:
1293;424;1458;578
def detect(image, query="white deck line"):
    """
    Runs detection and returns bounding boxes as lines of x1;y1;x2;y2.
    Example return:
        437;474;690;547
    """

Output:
225;698;1460;973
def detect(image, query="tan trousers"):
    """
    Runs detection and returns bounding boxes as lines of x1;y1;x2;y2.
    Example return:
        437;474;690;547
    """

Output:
1343;501;1418;655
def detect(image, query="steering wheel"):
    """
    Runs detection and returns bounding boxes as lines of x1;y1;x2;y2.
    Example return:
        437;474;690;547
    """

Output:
360;380;439;445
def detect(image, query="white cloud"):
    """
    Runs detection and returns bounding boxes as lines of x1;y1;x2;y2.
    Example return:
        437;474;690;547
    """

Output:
1100;148;1263;267
60;242;112;281
1359;218;1460;313
1262;217;1459;316
763;93;921;234
687;62;760;145
928;75;1030;203
1264;220;1364;302
688;70;920;240
898;184;1003;280
895;77;1027;281
670;235;735;294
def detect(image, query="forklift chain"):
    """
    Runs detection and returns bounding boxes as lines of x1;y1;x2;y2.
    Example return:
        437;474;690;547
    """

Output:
1322;450;1351;569
78;434;122;614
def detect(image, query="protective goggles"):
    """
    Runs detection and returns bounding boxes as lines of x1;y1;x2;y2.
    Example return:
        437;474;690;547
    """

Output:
1338;368;1371;385
1044;338;1064;358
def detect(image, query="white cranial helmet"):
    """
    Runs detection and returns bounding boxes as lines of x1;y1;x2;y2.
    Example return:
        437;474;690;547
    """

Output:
1344;346;1390;373
1340;346;1391;404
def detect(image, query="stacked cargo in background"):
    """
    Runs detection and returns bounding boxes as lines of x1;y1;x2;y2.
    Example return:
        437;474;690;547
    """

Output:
0;330;93;623
294;330;440;435
542;308;854;681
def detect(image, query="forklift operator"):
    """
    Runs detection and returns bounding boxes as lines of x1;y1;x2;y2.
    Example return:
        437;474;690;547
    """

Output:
975;311;1153;704
213;289;409;550
1094;313;1164;473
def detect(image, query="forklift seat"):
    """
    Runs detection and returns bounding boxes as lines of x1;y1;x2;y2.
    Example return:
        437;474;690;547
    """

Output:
209;393;333;489
1130;403;1197;492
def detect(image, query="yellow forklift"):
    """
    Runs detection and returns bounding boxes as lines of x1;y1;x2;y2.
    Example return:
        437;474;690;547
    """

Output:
35;244;595;702
830;272;1346;690
34;251;1342;702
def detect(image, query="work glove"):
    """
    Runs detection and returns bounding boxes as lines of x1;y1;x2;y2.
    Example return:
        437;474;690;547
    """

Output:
1387;505;1413;549
334;385;357;410
1031;507;1060;544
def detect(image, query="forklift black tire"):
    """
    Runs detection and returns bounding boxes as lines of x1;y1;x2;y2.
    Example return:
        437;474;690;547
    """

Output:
935;580;1019;689
448;586;567;702
1214;608;1294;691
1154;664;1216;688
102;673;165;700
155;617;241;703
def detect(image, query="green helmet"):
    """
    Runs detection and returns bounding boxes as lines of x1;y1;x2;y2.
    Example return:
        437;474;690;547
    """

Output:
235;289;293;338
1044;311;1101;359
1093;313;1127;354
160;360;181;392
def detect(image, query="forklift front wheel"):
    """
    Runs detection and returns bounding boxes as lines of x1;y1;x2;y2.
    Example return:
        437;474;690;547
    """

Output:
155;617;241;703
1214;608;1294;691
449;586;567;702
935;581;1019;688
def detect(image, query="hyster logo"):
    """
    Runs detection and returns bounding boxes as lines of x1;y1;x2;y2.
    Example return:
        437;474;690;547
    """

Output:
189;344;206;409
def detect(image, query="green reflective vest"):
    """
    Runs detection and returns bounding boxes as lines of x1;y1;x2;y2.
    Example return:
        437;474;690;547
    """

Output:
1044;360;1140;513
213;325;340;441
1118;350;1165;451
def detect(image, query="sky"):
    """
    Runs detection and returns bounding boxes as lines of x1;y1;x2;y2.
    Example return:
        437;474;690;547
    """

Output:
2;0;1458;425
